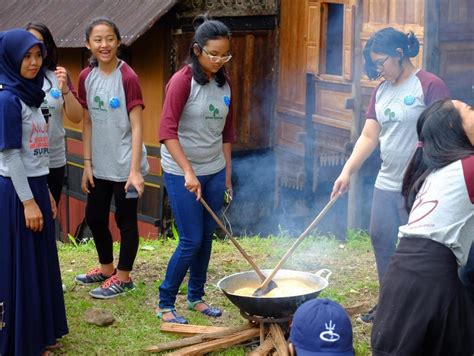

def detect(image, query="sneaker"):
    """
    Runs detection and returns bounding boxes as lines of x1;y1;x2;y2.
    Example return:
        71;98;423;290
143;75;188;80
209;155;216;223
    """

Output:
89;275;135;299
75;268;115;285
358;304;377;324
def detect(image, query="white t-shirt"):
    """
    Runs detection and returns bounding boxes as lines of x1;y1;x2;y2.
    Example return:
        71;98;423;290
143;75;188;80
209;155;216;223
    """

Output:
42;70;66;169
366;70;449;191
399;155;474;266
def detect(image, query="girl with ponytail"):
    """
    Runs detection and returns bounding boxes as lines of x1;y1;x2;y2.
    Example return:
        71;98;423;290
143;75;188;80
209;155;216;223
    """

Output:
331;27;450;323
372;99;474;355
157;14;235;324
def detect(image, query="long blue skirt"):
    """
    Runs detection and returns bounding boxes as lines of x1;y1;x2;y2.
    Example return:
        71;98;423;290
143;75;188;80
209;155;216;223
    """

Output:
0;176;68;355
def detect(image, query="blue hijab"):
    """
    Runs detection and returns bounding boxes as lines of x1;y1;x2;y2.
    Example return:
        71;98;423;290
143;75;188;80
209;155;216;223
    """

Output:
0;29;45;108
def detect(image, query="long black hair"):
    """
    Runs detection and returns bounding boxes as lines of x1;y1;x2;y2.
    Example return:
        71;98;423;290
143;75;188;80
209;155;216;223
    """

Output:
188;13;230;87
85;17;122;67
402;99;474;212
363;27;419;80
26;22;58;90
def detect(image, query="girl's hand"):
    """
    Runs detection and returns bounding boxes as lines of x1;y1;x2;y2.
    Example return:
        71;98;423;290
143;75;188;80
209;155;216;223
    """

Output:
55;66;69;94
23;199;44;232
331;172;350;199
184;170;201;201
81;163;94;194
125;171;145;198
49;190;57;219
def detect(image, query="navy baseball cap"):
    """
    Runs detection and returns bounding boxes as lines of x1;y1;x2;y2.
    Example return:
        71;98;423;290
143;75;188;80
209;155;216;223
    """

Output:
289;298;354;356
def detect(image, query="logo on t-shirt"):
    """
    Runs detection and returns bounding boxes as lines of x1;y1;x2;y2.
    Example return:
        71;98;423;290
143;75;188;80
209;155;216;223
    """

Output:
92;95;107;112
29;121;49;156
205;104;223;121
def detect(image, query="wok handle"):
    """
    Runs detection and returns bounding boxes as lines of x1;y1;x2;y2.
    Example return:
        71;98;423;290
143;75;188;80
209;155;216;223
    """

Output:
315;268;332;282
255;195;339;293
200;197;267;282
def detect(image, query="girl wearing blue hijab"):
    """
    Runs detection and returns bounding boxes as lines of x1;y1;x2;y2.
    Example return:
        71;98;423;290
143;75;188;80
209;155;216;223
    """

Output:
0;29;68;355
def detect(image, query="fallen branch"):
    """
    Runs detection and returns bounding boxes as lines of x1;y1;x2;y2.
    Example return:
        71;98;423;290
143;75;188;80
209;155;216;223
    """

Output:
269;324;289;356
144;323;254;353
248;336;274;356
159;323;228;336
165;327;260;355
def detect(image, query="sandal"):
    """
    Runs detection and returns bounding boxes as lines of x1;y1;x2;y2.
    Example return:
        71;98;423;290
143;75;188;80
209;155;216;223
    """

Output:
156;308;188;324
187;300;222;318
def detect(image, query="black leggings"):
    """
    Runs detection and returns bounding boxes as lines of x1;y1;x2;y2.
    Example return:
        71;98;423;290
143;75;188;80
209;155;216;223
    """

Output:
85;178;139;271
47;165;65;205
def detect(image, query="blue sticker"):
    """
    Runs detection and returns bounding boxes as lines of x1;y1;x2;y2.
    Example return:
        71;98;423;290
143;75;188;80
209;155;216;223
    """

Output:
404;95;415;106
50;88;61;99
109;97;121;109
223;95;231;107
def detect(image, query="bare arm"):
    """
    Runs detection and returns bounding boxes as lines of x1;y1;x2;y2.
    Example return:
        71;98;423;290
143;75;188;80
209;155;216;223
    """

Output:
331;119;381;198
162;138;201;200
55;66;82;123
81;109;94;194
223;142;232;191
125;105;145;197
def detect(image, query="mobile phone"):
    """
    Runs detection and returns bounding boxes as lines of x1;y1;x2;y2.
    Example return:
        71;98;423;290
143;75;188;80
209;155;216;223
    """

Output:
125;186;139;199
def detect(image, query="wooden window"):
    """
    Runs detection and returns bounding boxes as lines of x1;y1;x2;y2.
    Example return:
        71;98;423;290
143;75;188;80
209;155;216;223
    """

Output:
321;3;344;75
306;0;354;80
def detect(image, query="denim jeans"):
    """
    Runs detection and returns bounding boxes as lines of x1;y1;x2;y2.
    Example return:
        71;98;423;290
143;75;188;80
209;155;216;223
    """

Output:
369;188;408;285
159;169;225;309
460;243;474;300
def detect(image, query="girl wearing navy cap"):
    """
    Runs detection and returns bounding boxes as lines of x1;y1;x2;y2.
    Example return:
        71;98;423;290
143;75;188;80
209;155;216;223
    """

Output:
372;100;474;355
0;29;68;355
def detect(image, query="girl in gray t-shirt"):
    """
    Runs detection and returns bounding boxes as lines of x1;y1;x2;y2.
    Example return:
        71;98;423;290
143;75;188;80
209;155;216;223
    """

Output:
331;27;449;323
74;18;149;300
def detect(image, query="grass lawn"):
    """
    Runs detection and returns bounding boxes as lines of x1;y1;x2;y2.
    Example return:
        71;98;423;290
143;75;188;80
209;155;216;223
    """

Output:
57;230;378;355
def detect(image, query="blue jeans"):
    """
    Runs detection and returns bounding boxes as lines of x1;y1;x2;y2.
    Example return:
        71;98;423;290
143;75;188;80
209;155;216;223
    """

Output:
369;188;408;285
460;243;474;300
159;169;225;309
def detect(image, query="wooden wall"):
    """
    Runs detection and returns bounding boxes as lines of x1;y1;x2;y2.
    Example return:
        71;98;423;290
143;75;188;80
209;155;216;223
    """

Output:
274;0;428;212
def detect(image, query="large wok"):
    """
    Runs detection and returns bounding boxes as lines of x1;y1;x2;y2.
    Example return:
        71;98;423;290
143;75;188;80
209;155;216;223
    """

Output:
217;269;331;318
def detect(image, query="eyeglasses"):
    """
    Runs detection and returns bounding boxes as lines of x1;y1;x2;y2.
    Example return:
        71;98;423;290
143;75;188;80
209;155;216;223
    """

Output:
374;56;390;70
201;47;232;64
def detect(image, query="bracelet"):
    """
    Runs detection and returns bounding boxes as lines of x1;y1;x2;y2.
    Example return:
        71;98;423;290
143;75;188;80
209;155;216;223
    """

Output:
62;88;71;95
83;158;92;161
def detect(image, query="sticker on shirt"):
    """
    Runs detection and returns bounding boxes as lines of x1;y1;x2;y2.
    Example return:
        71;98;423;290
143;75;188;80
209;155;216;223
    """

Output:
204;99;228;137
29;119;49;157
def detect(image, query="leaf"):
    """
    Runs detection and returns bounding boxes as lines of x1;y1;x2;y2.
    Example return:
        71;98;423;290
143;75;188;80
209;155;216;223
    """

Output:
209;104;215;112
171;221;179;240
67;233;79;248
140;245;155;251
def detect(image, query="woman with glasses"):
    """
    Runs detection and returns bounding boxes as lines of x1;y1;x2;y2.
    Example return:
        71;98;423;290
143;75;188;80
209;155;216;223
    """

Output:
156;13;234;324
331;27;449;323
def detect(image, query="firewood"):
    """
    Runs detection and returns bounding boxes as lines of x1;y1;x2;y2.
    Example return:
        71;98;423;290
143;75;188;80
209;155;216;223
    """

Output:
159;323;228;336
144;324;254;353
248;336;275;356
165;327;260;355
269;324;289;356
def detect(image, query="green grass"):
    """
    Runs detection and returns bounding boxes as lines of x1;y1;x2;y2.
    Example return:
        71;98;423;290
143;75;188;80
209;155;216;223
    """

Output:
56;231;378;355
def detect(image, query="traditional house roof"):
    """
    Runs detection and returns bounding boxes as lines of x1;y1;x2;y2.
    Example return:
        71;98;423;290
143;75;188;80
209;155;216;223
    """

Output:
0;0;177;47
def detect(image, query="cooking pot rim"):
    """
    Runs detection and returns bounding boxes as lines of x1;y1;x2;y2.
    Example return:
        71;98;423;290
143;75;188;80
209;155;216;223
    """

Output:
216;268;332;298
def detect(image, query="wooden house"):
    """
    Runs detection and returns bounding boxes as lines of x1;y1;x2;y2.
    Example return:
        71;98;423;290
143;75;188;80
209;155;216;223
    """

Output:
274;0;474;232
1;0;472;238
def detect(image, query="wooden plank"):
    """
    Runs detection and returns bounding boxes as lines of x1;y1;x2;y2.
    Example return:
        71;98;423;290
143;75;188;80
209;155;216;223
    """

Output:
269;324;289;356
248;336;275;356
144;324;254;353
165;327;260;356
159;323;229;336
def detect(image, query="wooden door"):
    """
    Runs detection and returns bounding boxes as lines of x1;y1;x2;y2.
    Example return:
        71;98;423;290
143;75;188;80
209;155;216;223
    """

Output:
426;0;474;105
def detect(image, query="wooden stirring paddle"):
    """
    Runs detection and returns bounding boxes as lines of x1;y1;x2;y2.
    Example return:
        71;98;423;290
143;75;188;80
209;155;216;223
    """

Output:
253;195;339;297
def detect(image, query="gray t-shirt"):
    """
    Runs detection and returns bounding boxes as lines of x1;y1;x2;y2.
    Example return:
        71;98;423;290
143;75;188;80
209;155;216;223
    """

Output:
0;97;49;177
399;156;474;266
42;70;66;169
366;70;449;191
78;61;149;181
160;66;233;176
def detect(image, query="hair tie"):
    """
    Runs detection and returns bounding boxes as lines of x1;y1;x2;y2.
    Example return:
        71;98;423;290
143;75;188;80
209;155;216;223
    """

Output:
416;141;424;148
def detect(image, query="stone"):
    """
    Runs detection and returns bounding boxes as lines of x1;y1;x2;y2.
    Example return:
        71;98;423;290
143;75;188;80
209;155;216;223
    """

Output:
84;308;115;326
